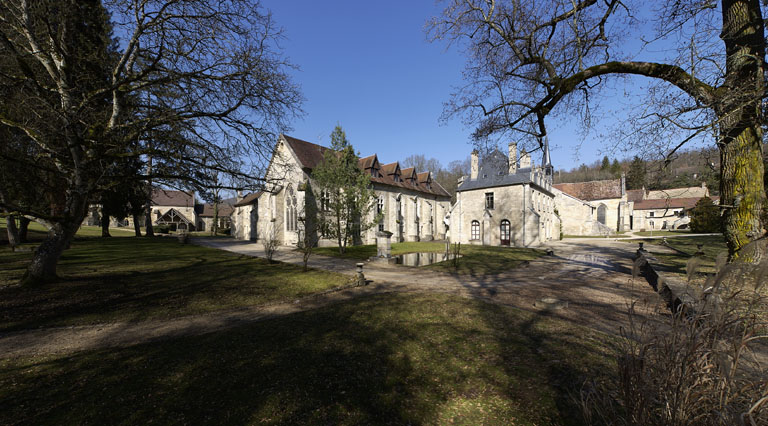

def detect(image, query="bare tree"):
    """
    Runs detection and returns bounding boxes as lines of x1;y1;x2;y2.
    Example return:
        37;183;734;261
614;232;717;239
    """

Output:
429;0;766;259
0;0;301;284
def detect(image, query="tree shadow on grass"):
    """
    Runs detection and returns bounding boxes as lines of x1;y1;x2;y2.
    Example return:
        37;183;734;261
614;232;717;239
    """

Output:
0;293;612;425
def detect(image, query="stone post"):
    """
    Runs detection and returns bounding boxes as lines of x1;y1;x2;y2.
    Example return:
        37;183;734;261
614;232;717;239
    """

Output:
376;231;393;258
356;263;366;286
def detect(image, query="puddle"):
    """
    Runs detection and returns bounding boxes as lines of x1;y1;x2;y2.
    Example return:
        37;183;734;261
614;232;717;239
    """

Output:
393;252;461;266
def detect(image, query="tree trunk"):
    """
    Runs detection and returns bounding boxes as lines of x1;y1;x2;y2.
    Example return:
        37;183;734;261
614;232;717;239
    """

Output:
132;213;142;237
21;221;79;286
101;214;111;237
144;201;154;237
212;201;219;236
5;213;20;249
718;0;767;260
18;217;30;243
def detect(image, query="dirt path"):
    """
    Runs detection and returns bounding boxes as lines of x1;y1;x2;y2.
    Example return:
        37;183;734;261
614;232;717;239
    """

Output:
1;238;663;358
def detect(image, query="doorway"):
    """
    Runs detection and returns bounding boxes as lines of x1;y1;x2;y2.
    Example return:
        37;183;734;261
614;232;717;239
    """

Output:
500;219;511;246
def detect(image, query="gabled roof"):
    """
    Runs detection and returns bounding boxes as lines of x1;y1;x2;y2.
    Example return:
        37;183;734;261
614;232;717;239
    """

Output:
282;135;329;169
553;179;623;201
380;162;401;176
234;191;262;207
417;172;431;184
358;154;378;170
280;135;449;198
152;189;194;207
199;203;234;217
401;167;417;181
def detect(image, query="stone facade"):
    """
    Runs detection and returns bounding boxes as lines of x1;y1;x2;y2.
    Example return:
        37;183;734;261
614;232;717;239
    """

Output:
552;177;632;235
231;135;452;246
449;143;559;247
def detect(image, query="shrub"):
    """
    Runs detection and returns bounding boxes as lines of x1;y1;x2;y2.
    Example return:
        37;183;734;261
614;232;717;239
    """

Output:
155;225;170;234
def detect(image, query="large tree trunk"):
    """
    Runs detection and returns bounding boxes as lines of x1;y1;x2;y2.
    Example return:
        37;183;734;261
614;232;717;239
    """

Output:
132;213;142;237
101;213;111;237
5;213;20;250
21;220;79;286
718;0;767;260
18;217;30;243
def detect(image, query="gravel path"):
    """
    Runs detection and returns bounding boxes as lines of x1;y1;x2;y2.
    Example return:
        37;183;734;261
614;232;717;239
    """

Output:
0;238;664;358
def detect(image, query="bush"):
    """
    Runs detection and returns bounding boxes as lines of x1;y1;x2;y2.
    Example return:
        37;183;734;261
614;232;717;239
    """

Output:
689;197;720;233
155;225;170;234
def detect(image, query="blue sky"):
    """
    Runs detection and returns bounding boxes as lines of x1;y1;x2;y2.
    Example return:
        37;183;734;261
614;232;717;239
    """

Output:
261;1;684;171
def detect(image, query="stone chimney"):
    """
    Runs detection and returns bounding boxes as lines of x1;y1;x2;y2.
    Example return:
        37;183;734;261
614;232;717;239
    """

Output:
508;142;518;174
470;150;479;180
236;190;244;202
519;149;531;169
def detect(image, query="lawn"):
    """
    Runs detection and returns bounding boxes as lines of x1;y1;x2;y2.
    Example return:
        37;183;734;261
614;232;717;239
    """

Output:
314;241;545;275
0;217;136;245
0;237;350;332
631;235;728;281
0;293;618;425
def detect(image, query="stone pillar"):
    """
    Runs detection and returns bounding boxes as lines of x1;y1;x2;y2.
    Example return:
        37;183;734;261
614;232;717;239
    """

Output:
376;231;393;258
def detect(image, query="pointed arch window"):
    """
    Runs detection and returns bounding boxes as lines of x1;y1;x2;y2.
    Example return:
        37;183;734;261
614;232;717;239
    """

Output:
286;186;298;232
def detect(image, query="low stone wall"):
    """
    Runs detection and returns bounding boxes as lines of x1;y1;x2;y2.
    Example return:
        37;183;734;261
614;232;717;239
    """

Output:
635;249;701;314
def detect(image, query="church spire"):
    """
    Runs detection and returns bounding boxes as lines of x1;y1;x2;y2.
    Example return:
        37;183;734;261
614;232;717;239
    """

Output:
542;136;554;177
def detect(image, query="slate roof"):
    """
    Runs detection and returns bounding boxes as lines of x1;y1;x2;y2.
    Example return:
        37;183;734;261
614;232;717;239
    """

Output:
199;203;234;217
633;197;708;210
457;150;539;192
233;191;262;207
358;154;378;169
553;179;623;201
282;135;450;198
151;189;194;207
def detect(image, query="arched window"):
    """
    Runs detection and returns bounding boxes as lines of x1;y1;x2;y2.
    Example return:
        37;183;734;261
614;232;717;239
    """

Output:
597;204;607;225
471;220;480;240
285;186;298;232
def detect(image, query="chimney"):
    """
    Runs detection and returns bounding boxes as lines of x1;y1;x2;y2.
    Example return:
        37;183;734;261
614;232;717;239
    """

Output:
236;190;244;202
470;150;479;180
519;149;531;169
508;142;518;174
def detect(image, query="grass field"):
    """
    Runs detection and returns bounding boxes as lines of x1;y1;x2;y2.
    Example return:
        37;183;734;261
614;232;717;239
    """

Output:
0;292;617;425
0;237;350;331
632;229;694;237
314;242;545;275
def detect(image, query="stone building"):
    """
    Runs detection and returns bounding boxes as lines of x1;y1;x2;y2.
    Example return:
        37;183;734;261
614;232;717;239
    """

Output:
552;177;632;234
449;142;559;247
198;202;234;232
150;189;201;231
231;134;452;246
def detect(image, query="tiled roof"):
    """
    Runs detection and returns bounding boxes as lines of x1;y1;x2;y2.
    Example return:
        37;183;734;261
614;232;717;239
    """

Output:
199;203;234;217
358;154;378;169
282;135;449;198
646;186;708;200
152;189;194;207
282;135;329;169
553;179;623;201
380;162;400;176
417;172;431;183
234;191;262;207
633;197;710;210
626;189;645;202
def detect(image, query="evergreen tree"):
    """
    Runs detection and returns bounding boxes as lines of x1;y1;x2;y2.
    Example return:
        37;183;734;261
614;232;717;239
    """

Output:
690;197;720;233
312;126;380;254
626;156;647;190
600;156;611;171
610;159;622;177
